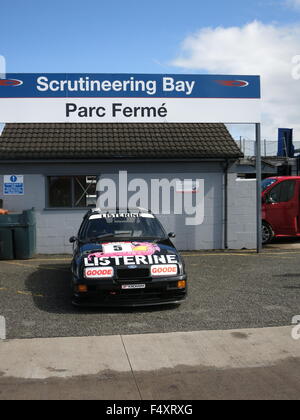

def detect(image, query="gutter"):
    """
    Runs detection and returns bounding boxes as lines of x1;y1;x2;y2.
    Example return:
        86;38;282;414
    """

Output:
0;157;242;164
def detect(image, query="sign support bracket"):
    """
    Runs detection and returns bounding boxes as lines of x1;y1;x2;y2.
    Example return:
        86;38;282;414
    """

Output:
256;122;262;253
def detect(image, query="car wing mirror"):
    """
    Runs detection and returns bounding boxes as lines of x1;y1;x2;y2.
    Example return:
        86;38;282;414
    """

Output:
168;232;176;238
69;236;77;243
265;195;274;204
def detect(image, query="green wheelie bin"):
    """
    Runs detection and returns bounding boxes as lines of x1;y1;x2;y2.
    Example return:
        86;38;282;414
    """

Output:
0;227;14;260
0;208;36;260
14;209;36;259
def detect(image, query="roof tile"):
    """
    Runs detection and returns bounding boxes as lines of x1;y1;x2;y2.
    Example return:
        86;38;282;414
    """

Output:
0;123;242;160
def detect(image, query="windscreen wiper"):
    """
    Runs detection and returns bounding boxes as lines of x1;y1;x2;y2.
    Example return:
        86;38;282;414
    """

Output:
81;233;114;244
153;237;168;243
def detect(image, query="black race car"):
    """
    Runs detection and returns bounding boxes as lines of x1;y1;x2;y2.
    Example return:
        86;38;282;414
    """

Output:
70;208;187;307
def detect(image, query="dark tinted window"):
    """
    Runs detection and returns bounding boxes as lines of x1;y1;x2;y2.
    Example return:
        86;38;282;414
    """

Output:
81;215;166;240
48;177;72;207
268;180;295;203
281;180;296;202
261;178;277;191
48;176;97;208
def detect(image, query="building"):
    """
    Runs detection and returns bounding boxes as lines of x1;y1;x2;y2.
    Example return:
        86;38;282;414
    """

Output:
0;123;256;253
235;156;299;179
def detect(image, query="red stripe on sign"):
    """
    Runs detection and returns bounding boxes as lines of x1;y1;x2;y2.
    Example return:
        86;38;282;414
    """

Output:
216;80;248;87
0;79;22;86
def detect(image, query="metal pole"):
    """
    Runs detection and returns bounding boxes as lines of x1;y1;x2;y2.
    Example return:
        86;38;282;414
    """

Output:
256;123;262;253
223;160;229;250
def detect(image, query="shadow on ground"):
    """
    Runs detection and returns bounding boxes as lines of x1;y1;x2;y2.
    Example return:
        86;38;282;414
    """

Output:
264;237;300;249
25;263;179;315
272;273;300;289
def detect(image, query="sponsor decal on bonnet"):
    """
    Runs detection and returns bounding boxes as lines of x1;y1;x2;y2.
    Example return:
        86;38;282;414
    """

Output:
87;242;160;260
84;253;179;267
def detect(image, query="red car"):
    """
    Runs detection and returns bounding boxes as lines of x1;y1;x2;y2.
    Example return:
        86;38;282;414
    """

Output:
262;176;300;244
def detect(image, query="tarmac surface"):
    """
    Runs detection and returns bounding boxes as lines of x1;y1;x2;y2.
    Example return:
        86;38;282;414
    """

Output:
0;326;299;400
0;250;300;339
0;247;300;400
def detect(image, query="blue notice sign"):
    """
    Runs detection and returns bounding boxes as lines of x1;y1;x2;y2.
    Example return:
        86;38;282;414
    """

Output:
0;73;261;99
4;175;24;195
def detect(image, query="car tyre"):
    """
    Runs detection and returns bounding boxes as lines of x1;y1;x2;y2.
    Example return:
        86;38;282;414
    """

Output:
262;221;274;245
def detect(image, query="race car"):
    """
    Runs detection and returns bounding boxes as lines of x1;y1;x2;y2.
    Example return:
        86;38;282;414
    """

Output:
70;208;187;307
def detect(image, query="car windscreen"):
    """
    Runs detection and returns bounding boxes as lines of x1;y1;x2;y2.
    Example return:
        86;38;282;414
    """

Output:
81;214;166;240
261;178;277;192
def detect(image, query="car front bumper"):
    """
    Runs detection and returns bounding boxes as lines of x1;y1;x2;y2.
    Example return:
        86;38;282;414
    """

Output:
72;275;187;307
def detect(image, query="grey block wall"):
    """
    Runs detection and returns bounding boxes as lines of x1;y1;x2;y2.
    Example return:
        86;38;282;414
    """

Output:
0;162;256;254
227;177;257;249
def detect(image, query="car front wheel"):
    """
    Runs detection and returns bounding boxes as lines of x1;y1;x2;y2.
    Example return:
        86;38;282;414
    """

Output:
262;221;274;245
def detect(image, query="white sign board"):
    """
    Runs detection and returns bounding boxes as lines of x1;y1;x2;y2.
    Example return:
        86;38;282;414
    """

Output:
3;175;24;195
0;74;261;123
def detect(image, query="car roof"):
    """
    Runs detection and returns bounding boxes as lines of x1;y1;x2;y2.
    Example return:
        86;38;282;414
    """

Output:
92;207;151;213
266;176;300;180
84;207;153;219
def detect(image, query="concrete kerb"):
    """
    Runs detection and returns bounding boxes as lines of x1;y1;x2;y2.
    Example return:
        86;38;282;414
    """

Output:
0;326;298;380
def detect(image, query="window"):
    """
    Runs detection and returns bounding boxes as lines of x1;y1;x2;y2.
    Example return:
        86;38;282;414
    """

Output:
80;215;166;240
268;180;295;203
48;176;97;208
261;178;277;192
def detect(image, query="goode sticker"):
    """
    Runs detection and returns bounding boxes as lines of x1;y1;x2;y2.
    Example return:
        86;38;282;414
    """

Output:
151;264;178;277
84;267;114;279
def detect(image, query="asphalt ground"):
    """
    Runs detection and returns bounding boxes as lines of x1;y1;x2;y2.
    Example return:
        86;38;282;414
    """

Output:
0;249;300;339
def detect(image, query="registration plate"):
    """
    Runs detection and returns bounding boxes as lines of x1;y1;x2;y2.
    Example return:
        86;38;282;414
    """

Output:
121;284;146;290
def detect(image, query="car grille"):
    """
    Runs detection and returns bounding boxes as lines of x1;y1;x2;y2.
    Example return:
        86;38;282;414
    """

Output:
77;287;186;305
116;268;150;281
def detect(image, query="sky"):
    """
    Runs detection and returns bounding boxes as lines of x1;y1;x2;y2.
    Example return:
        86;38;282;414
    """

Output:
0;0;300;141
